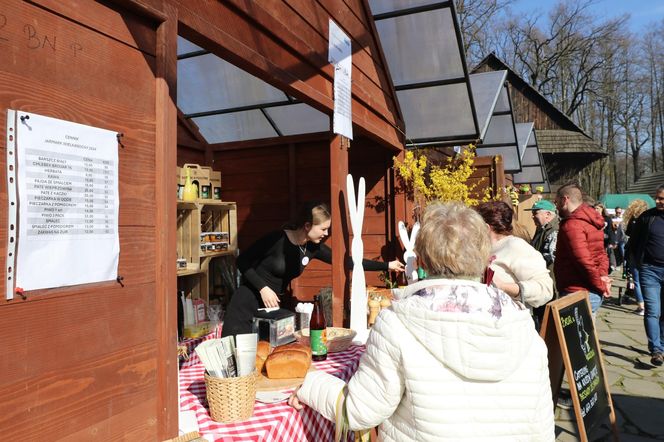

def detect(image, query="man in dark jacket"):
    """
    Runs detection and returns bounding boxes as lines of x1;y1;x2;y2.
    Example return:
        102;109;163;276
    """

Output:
554;183;610;315
627;184;664;366
527;199;558;327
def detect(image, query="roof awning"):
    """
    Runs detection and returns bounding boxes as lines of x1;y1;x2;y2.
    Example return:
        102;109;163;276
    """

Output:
471;74;521;173
369;1;479;146
512;123;550;189
177;37;329;144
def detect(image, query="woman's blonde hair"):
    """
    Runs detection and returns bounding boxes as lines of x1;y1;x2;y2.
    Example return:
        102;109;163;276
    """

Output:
415;202;491;278
623;199;649;226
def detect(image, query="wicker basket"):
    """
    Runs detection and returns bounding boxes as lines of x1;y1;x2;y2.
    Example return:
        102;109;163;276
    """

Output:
204;371;258;423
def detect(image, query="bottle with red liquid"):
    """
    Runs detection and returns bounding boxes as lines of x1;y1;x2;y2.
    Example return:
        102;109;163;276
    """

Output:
310;295;327;361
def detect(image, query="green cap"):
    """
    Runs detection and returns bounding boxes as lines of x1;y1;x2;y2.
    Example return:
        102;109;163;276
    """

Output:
526;199;556;212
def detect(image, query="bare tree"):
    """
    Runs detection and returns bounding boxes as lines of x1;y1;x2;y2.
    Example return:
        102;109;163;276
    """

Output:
456;0;513;66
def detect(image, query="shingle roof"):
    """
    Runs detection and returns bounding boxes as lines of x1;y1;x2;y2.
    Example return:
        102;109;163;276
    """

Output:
535;129;605;155
626;170;664;197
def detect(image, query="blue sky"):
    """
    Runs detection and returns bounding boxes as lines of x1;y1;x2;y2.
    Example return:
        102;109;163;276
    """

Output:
509;0;664;32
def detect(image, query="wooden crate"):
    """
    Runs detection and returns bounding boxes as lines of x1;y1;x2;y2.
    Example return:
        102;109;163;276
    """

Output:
177;202;201;274
177;200;238;306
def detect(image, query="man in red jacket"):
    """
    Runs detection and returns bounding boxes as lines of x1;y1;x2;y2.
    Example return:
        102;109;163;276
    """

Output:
554;183;611;315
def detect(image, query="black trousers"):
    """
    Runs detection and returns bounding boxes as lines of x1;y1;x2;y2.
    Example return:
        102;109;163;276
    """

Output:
221;285;262;338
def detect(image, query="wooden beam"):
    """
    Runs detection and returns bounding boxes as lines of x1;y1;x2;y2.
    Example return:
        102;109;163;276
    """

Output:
209;132;330;152
154;1;178;439
330;134;349;327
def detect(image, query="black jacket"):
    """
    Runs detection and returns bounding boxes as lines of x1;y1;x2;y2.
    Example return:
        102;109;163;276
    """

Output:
626;208;663;267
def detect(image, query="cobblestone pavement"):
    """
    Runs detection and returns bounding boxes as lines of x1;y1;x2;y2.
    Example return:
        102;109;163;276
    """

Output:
554;272;664;441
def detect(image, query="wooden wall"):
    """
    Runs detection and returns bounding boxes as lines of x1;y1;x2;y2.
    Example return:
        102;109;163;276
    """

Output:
0;0;176;439
210;135;401;304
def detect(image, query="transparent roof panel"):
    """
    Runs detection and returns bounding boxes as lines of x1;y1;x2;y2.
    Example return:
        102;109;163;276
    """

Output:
177;36;203;56
397;84;476;141
476;146;521;172
375;8;464;86
513;166;545;184
368;0;434;15
192;110;278;143
470;71;507;139
264;103;329;136
515;122;534;160
494;85;511;113
521;146;541;166
178;53;286;115
483;114;517;146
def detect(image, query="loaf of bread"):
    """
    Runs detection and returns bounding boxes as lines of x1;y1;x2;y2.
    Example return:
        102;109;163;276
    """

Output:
265;350;311;379
271;342;312;359
256;341;271;373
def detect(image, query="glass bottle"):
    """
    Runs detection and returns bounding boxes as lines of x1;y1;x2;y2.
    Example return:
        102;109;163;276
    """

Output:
310;295;327;361
182;168;198;202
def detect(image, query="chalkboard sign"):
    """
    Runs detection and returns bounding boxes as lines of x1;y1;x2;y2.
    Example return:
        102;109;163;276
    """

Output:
540;291;618;442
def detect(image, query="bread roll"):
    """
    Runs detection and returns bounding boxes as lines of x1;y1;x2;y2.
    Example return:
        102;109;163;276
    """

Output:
265;350;311;379
255;341;271;374
257;341;271;360
272;342;312;359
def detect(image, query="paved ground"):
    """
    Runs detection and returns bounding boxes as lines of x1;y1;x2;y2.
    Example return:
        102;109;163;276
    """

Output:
554;272;664;441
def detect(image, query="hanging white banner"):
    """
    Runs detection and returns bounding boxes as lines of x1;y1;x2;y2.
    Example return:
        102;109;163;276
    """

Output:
328;19;353;140
14;111;120;291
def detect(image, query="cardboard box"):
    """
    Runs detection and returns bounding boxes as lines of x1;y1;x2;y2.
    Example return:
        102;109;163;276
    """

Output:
202;166;222;200
178;163;211;189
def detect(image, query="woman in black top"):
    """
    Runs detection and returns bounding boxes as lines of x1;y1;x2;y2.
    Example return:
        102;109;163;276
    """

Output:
222;202;405;337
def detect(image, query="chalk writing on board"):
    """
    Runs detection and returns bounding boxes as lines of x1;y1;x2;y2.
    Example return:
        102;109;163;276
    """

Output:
560;303;609;427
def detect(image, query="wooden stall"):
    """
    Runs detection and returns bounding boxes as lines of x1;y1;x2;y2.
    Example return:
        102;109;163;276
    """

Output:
0;0;404;440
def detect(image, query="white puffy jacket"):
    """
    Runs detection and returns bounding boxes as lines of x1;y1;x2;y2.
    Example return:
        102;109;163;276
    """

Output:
297;279;555;441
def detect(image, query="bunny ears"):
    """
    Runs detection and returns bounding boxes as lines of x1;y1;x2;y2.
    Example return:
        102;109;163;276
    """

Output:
398;221;420;285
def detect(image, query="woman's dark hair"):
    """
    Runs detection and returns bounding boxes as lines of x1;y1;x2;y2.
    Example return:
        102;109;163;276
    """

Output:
284;201;331;229
475;201;513;235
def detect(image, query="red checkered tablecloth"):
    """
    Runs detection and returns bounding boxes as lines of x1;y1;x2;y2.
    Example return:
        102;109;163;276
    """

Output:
179;345;365;441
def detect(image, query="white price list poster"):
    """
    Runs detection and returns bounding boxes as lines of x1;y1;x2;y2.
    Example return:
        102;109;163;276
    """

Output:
328;19;353;140
15;111;119;291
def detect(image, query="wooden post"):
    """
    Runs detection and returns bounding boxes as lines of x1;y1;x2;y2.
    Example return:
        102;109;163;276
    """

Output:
155;2;179;438
330;134;349;327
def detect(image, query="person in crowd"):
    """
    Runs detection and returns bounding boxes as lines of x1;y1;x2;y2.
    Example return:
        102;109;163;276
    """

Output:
554;183;611;316
610;218;625;268
476;201;554;311
594;203;617;272
526;199;559;326
626;184;664;366
288;202;555;441
614;206;626;267
221;201;404;337
623;199;649;315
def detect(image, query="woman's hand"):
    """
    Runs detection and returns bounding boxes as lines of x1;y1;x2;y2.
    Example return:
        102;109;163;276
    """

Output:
288;386;303;410
388;260;405;272
260;287;281;308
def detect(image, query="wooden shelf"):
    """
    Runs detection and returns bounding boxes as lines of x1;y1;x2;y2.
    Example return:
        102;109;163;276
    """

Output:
200;249;235;258
177;195;238;305
177;199;236;209
177;268;204;277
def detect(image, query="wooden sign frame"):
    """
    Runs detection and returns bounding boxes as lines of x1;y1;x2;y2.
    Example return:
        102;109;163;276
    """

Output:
540;291;619;441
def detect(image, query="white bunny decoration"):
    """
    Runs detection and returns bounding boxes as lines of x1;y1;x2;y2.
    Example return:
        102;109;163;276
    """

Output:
346;174;368;342
398;221;420;284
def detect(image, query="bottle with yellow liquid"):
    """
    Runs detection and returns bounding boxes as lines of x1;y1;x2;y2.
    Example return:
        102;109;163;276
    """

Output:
182;167;198;202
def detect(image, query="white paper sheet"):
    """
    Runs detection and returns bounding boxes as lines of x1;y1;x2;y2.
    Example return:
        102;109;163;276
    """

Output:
14;111;119;290
329;20;353;140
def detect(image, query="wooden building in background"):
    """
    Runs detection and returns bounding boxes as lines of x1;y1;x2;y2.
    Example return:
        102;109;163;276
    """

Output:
474;53;606;194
